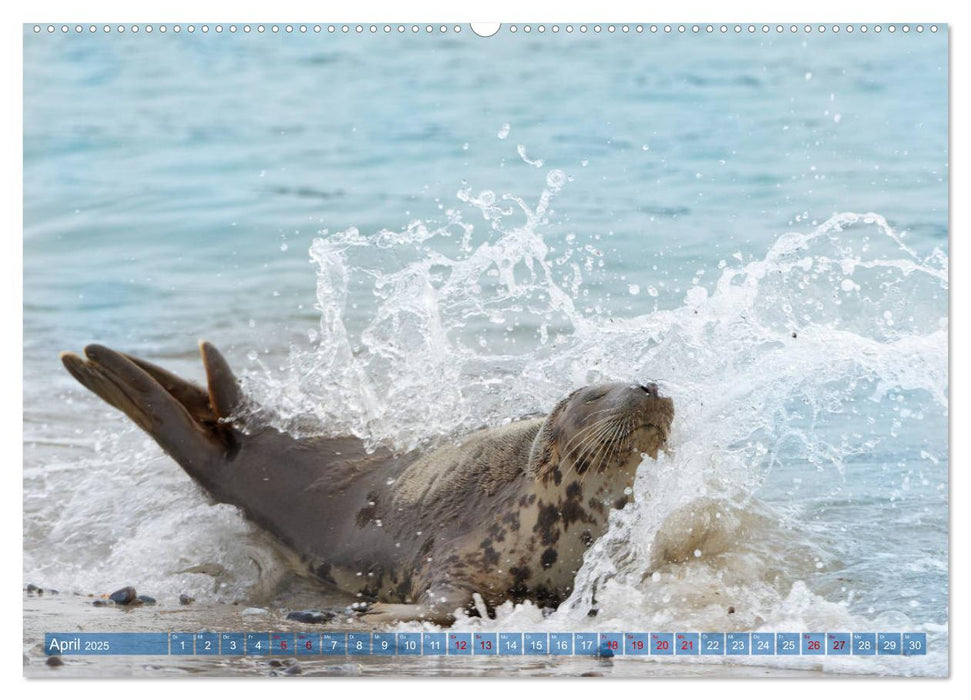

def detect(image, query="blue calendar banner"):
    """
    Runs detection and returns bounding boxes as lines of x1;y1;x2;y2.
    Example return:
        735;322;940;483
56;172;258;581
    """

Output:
45;633;169;656
777;633;800;655
246;633;270;656
701;633;725;655
347;633;371;655
295;632;318;655
651;633;674;655
41;630;926;657
271;632;294;655
599;632;622;657
499;632;523;655
802;633;825;655
524;632;548;655
171;633;194;655
878;633;901;655
550;633;573;655
448;632;472;655
853;633;876;655
828;633;851;655
903;633;926;656
625;633;649;655
194;633;219;656
397;633;422;655
726;632;750;655
574;633;598;656
423;632;446;655
372;633;395;655
221;633;244;656
474;632;497;655
321;633;346;655
752;632;775;655
676;633;699;655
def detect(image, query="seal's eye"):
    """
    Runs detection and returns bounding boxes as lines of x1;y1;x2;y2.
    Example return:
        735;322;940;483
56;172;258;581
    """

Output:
584;390;608;404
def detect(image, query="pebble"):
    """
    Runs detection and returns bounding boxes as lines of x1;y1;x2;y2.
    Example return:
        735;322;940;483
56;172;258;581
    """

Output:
283;664;303;675
109;586;137;605
137;595;157;605
26;584;40;593
92;599;110;607
286;610;335;624
727;606;736;614
46;656;64;667
179;594;195;605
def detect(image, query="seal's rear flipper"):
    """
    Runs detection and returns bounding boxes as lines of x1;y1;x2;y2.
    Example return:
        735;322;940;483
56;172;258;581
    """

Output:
199;341;243;419
60;343;240;474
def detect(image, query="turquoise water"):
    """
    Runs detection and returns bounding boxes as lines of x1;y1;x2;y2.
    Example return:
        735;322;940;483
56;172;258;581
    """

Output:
23;27;947;676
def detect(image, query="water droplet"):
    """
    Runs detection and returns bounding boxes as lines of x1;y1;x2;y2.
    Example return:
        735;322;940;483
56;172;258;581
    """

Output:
546;169;566;189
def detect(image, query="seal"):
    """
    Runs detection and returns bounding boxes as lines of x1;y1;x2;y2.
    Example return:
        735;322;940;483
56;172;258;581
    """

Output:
60;341;674;624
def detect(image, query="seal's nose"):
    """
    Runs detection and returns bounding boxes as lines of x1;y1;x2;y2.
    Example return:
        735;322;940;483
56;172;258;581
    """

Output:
639;383;659;397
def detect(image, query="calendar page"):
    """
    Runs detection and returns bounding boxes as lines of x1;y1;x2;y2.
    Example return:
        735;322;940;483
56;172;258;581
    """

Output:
22;20;948;679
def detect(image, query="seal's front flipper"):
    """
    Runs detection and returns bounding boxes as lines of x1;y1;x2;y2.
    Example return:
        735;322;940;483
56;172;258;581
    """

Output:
60;344;230;475
357;584;476;625
358;602;462;626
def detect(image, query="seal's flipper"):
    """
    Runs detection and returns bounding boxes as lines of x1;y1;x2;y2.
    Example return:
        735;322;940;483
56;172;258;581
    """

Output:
120;352;213;426
60;345;224;472
199;341;243;419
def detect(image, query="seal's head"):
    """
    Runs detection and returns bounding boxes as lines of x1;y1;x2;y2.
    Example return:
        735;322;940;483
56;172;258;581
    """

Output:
527;382;674;484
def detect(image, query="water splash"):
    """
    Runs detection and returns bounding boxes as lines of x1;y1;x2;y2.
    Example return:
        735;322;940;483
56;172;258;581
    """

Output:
238;180;946;674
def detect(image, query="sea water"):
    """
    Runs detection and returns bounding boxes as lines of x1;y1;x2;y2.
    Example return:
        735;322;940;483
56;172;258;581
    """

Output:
23;27;947;676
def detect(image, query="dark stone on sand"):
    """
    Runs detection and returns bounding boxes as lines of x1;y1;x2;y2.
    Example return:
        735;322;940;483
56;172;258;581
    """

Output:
727;606;736;614
179;594;194;605
92;599;110;607
26;584;40;593
109;586;137;605
269;659;285;667
286;610;335;624
792;332;798;339
137;595;157;605
580;671;602;677
586;608;599;617
48;589;59;595
46;656;64;667
283;664;302;675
